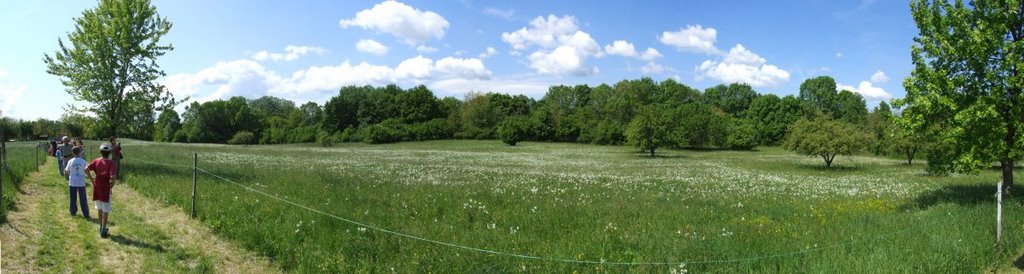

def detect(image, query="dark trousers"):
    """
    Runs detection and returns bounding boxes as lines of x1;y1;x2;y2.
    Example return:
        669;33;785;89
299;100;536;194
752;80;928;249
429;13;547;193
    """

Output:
69;186;89;217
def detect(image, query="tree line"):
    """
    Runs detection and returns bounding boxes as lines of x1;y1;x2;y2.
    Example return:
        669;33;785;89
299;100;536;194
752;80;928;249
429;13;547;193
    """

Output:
1;75;926;167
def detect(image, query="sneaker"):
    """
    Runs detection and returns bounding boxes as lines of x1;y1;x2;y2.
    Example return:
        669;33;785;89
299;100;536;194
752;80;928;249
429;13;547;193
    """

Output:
101;228;109;238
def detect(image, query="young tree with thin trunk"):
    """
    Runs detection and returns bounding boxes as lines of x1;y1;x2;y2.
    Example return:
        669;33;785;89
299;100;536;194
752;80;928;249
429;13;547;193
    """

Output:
784;117;870;168
44;0;179;139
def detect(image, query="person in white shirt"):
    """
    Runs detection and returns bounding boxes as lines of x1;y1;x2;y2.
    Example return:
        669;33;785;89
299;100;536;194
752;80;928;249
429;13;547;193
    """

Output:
65;146;90;218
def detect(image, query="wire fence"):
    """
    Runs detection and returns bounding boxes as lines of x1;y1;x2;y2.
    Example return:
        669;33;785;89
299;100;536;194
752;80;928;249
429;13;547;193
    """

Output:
124;156;1013;266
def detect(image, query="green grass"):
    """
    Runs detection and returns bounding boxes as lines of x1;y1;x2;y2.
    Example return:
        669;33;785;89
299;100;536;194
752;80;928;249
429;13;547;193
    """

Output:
119;140;1024;272
1;141;45;223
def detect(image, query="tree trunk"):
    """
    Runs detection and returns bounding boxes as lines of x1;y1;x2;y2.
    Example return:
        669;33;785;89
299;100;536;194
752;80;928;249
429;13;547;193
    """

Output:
822;154;834;167
1003;159;1015;194
649;148;655;157
906;148;914;165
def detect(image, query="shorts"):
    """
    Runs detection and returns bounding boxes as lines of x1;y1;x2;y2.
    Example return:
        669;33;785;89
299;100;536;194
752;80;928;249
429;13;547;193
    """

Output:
95;201;112;213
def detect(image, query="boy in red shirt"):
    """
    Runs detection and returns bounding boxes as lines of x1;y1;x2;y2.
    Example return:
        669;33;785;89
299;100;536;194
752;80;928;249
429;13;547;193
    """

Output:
87;143;118;238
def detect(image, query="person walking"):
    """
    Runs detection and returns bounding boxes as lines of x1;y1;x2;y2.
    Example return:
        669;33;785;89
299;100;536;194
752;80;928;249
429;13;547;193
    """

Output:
110;137;122;177
58;136;74;178
55;141;64;177
65;146;90;218
86;143;117;238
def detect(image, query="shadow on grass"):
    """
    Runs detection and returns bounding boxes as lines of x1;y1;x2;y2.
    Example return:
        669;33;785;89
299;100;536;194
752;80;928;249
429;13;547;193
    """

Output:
793;163;864;172
109;234;166;253
901;184;997;210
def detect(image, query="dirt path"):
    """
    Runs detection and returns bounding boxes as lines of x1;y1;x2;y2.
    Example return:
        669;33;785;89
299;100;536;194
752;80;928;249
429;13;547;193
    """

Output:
1;158;279;273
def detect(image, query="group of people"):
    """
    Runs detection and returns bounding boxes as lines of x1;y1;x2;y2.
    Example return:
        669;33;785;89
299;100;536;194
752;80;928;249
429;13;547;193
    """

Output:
49;136;123;238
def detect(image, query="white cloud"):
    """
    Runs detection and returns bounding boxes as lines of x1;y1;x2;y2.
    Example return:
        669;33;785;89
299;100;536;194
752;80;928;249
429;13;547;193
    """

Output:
355;39;389;55
501;15;579;50
528;46;598;76
640;48;663;61
252;45;328;62
870;70;889;83
660;25;719;54
395;55;434;80
501;15;602;75
482;7;514;20
838;81;892;101
604;40;637;57
0;69;27;117
478;47;498;58
436;57;491;79
340;1;449;45
415;45;438;53
165;55;493;103
605;40;662;62
696;44;790;87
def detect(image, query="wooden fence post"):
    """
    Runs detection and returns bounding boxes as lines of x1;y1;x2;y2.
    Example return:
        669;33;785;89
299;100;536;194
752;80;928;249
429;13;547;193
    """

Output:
191;153;197;219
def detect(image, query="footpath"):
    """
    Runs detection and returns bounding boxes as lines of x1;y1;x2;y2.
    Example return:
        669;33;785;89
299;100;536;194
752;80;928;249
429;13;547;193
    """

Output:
1;158;279;273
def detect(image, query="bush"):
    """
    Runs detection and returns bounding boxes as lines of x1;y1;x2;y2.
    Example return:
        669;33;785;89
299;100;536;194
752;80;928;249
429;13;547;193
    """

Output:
496;116;532;146
227;131;256;145
726;119;758;150
316;131;334;147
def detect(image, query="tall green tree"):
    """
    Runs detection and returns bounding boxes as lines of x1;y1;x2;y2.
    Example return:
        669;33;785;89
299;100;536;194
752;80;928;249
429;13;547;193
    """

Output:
44;0;178;139
626;105;672;156
799;76;839;117
902;0;1024;190
703;83;758;117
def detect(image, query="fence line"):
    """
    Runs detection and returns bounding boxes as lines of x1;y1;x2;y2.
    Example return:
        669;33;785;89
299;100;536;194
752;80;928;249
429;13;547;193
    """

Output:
124;156;1011;266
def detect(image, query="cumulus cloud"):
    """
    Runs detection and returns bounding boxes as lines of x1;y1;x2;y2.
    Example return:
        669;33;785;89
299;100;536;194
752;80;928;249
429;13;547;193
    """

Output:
660;25;719;54
501;15;602;76
395;55;434;80
252;45;327;62
164;55;491;102
340;1;449;45
478;47;498;58
870;70;889;83
838;81;892;101
604;40;636;57
356;39;389;55
605;40;662;62
436;57;492;79
696;44;790;87
0;68;28;116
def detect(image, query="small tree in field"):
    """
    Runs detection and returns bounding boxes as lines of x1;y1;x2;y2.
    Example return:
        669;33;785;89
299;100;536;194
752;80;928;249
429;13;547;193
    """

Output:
784;117;870;167
626;105;672;156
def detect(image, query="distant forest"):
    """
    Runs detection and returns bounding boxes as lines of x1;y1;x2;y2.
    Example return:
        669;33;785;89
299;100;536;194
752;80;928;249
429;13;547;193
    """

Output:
1;75;894;151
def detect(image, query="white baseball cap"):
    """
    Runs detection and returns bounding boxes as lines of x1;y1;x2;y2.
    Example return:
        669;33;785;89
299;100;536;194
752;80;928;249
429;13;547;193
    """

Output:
99;143;113;152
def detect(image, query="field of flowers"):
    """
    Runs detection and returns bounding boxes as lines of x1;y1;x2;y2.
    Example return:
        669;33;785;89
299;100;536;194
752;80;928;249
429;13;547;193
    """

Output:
119;140;1024;272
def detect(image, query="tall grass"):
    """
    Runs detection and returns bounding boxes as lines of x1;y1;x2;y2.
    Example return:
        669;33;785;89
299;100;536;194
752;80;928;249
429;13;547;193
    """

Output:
1;141;45;223
120;140;1023;272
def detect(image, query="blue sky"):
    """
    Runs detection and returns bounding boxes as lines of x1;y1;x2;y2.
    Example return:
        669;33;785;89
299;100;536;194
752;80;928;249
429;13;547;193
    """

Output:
0;0;916;121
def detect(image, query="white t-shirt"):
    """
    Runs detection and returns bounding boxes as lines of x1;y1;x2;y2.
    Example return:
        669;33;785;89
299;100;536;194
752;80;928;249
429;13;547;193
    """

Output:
65;158;88;187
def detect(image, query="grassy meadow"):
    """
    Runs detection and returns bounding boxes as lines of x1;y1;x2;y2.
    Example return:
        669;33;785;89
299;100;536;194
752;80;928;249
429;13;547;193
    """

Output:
117;139;1024;272
1;141;44;222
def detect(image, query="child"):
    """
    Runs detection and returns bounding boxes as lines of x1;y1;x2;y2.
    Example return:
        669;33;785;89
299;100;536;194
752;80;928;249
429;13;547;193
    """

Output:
65;146;90;218
55;143;64;177
86;143;118;238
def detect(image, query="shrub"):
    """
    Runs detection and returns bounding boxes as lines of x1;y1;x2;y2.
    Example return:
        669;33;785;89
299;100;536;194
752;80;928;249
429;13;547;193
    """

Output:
227;131;256;145
496;116;532;146
726;119;758;150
